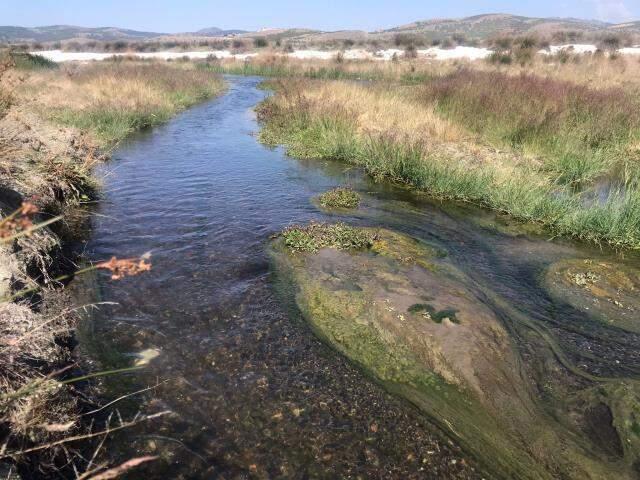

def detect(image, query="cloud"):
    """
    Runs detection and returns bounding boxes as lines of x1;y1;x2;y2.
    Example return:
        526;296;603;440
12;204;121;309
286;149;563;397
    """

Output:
592;0;633;23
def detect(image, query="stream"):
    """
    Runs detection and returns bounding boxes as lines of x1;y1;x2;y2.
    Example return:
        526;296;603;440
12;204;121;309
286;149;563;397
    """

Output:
77;76;640;479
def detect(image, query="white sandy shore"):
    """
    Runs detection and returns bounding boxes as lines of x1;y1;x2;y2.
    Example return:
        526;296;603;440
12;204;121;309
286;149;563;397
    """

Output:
32;45;640;64
538;44;599;55
33;50;258;62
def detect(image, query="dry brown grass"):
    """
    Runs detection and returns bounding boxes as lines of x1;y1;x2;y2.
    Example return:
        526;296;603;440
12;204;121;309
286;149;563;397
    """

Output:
214;51;640;91
269;79;540;182
288;80;463;141
18;61;225;145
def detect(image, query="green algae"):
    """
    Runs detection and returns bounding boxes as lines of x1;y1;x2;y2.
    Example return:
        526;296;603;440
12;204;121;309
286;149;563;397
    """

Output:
408;303;460;324
370;228;446;271
544;258;640;333
270;223;639;479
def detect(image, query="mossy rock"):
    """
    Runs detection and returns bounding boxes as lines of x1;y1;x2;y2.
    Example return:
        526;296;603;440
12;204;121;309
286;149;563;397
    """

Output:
544;259;640;333
271;225;636;480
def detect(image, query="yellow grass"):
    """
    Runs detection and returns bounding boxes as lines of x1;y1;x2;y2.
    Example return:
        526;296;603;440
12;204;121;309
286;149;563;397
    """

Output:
18;61;225;145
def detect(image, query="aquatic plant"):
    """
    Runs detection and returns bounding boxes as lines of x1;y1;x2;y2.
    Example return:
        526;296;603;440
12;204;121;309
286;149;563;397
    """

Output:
280;222;376;253
317;187;360;209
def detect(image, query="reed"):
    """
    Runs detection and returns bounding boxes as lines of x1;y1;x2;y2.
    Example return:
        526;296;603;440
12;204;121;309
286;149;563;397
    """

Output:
258;79;640;250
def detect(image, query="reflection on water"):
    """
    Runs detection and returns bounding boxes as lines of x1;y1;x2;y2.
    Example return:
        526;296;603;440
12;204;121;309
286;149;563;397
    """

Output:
78;76;640;478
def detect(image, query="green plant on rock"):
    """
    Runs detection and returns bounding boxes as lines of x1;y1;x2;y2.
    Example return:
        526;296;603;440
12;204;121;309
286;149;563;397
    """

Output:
280;222;376;253
318;187;360;209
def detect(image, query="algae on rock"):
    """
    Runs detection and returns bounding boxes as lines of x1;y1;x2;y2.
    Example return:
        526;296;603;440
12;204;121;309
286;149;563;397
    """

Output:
271;224;639;480
545;258;640;333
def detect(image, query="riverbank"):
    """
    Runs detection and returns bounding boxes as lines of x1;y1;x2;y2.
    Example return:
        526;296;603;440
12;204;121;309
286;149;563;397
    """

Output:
257;75;640;250
0;53;223;477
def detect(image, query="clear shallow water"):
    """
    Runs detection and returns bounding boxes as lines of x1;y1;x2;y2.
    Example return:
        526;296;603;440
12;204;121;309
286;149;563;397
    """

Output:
78;76;640;478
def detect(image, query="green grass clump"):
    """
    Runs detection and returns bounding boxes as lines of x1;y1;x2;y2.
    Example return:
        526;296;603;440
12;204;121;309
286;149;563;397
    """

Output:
11;53;58;70
198;61;383;81
280;222;376;253
318;187;360;209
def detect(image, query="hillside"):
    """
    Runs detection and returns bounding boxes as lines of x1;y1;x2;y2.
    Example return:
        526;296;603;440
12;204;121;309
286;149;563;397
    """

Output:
2;13;639;47
194;27;248;37
382;14;613;40
0;25;162;42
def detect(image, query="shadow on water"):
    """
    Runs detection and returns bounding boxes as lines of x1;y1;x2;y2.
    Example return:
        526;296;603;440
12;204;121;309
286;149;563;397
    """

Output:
74;76;640;478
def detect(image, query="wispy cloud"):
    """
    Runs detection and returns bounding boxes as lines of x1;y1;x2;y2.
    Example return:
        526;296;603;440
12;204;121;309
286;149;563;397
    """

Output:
592;0;633;23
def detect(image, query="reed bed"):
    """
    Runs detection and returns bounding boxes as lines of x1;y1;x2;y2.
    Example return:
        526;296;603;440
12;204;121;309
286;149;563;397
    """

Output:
258;77;640;250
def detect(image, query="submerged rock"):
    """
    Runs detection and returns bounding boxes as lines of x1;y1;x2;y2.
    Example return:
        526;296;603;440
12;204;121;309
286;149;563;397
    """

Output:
544;259;640;333
271;225;638;479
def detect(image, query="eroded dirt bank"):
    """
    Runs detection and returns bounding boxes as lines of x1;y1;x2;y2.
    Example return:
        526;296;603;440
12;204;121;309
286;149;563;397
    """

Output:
0;55;224;477
0;84;100;475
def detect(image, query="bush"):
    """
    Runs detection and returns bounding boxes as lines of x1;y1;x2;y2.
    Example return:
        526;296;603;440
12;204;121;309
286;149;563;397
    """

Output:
253;37;268;48
404;45;418;59
11;52;57;70
488;52;512;64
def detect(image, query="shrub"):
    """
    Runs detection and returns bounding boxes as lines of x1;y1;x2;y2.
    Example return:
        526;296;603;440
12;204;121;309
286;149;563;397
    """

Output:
253;37;268;48
404;45;418;59
488;52;512;64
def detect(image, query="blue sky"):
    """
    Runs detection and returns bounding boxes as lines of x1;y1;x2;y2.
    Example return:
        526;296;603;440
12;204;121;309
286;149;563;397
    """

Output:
2;0;639;32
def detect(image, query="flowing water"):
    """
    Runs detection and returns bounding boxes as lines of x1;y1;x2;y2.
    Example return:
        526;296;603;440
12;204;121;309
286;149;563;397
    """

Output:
77;76;640;479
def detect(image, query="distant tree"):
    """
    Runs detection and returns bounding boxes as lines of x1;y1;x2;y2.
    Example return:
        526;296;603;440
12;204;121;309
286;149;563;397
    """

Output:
601;35;620;51
253;37;268;48
452;34;467;45
404;44;418;59
112;40;128;52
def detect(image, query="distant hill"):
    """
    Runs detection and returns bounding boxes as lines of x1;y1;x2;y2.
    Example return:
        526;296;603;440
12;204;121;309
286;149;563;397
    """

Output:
0;25;163;42
381;14;615;40
0;25;247;43
194;27;248;37
1;14;639;47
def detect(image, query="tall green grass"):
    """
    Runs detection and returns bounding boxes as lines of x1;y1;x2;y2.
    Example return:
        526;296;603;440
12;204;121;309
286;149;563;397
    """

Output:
11;52;58;70
423;69;640;187
257;90;640;250
198;61;384;81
